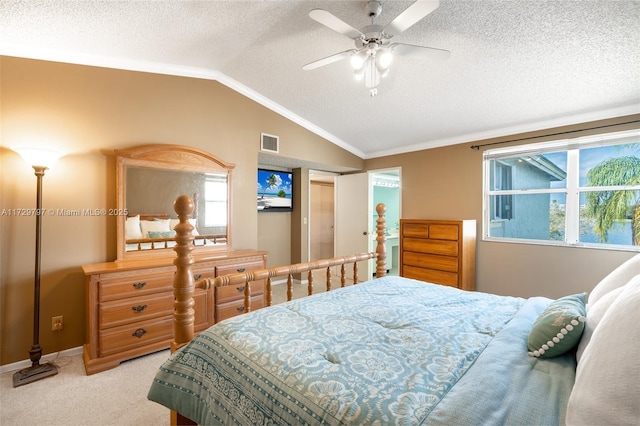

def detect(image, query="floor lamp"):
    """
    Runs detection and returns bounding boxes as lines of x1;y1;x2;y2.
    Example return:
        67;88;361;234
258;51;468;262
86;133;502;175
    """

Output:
12;147;65;388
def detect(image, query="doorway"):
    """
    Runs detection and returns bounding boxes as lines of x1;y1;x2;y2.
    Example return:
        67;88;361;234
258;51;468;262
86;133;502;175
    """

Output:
308;168;401;277
371;169;401;276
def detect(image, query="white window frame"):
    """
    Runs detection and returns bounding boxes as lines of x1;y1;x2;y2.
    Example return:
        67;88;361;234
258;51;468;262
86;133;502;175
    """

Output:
483;129;640;251
491;161;514;220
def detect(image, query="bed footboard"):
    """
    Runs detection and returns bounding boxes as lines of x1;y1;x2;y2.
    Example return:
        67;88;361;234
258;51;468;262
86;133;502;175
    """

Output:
168;195;387;425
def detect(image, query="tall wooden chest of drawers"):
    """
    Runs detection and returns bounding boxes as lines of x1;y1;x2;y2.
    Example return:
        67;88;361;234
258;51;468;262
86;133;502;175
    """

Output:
399;219;476;291
82;249;266;375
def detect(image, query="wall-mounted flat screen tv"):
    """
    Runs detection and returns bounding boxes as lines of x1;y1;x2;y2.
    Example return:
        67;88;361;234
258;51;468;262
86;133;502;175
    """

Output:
257;168;293;212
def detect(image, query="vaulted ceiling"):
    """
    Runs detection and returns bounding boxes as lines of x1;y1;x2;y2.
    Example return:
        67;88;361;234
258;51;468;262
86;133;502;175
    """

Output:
2;0;639;158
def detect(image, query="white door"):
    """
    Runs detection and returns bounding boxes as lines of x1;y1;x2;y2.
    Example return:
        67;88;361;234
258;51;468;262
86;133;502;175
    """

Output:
335;172;373;281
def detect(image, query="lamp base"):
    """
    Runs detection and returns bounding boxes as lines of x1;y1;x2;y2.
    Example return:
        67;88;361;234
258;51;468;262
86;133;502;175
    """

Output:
12;362;58;387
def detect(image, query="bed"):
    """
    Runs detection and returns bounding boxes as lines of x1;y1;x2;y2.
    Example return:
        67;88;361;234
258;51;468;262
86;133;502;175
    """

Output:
148;196;640;425
125;212;226;253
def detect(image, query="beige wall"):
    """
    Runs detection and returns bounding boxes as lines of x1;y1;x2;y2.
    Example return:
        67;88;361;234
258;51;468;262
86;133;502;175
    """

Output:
0;56;363;365
365;114;640;299
257;212;292;269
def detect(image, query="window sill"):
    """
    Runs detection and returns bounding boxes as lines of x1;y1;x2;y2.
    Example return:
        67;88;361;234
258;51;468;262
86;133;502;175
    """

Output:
482;236;640;253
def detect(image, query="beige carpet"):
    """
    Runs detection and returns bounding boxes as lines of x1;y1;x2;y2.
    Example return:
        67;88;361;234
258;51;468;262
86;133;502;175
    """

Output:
0;350;169;426
269;274;355;305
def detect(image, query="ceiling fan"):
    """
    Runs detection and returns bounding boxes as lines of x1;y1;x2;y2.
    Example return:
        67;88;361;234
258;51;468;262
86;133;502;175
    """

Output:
303;0;450;97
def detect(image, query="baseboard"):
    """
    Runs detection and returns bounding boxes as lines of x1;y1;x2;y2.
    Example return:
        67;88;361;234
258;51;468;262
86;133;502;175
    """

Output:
0;346;83;374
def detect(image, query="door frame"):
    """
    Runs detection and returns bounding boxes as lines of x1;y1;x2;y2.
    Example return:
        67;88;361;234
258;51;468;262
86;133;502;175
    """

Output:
307;167;401;281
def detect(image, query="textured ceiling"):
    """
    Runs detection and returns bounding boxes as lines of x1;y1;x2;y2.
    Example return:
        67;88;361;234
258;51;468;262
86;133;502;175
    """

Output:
1;0;639;159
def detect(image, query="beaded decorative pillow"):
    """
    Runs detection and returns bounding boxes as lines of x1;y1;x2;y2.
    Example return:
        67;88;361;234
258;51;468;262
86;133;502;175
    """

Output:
527;293;587;359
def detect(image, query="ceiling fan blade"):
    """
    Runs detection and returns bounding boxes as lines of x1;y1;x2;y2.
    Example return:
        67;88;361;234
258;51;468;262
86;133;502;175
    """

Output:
391;43;451;62
309;9;363;39
302;49;356;71
383;1;440;37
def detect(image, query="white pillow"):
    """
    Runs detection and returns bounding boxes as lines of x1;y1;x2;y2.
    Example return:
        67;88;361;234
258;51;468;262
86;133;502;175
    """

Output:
575;277;635;363
140;219;171;238
125;215;143;240
588;254;640;305
566;277;640;425
169;218;199;236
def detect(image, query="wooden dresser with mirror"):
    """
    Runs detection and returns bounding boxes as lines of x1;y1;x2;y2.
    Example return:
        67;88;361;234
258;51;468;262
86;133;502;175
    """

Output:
82;145;267;375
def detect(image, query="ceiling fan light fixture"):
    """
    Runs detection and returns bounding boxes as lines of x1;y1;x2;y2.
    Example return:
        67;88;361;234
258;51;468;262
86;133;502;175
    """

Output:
305;0;448;95
351;51;367;70
376;49;393;70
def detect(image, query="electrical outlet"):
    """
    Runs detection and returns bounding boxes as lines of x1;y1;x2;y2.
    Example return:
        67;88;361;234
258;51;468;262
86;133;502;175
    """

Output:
52;316;63;331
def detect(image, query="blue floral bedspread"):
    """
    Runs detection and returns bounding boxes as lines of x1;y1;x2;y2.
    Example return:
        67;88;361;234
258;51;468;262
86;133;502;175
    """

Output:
148;276;576;425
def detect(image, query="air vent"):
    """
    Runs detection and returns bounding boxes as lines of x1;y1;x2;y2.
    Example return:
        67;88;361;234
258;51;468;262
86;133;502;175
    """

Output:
261;133;279;154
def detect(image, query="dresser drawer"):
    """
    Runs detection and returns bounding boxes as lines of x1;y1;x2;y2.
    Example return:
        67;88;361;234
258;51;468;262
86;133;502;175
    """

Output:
216;281;265;304
215;295;265;322
99;273;173;302
428;224;459;240
403;251;458;272
99;316;173;357
402;223;430;238
99;293;173;329
402;237;458;257
402;265;459;287
215;260;265;277
191;265;216;282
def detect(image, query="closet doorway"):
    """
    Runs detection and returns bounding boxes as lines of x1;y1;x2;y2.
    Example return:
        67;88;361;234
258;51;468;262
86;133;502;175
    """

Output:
309;173;335;261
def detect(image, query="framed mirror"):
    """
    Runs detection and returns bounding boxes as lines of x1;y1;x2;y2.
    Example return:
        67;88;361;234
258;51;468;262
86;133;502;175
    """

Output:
115;144;235;260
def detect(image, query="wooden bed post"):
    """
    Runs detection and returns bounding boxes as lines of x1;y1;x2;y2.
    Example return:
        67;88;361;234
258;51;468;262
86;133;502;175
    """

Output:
171;195;196;353
375;203;387;278
171;195;200;426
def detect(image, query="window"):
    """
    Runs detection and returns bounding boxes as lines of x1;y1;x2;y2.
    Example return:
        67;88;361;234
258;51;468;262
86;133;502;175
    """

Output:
491;162;513;220
483;130;640;250
204;174;227;227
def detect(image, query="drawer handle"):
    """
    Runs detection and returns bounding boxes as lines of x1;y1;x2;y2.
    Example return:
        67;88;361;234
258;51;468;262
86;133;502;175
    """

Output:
236;268;245;273
132;282;146;289
237;306;245;312
236;286;245;292
193;274;202;280
132;304;147;313
132;328;147;338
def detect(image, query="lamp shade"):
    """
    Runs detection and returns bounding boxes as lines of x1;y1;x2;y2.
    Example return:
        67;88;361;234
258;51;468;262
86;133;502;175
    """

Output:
350;50;368;70
376;49;393;70
13;147;65;168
